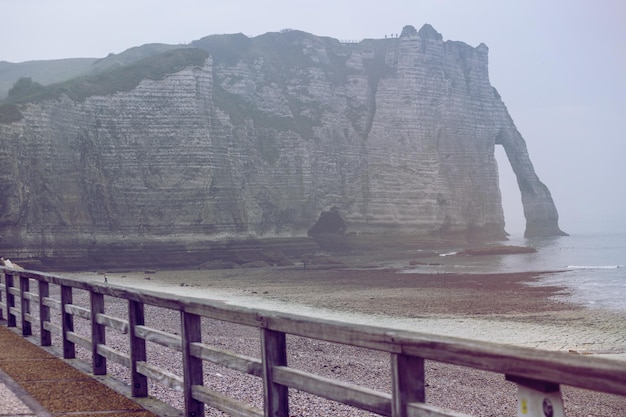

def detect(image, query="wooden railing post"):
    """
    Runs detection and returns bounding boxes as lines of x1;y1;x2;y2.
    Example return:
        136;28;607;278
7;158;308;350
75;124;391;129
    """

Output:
19;276;32;336
181;311;204;417
391;353;425;417
506;375;566;417
61;285;75;358
38;280;51;346
6;273;16;327
261;328;289;417
90;291;107;375
0;272;4;321
129;300;148;397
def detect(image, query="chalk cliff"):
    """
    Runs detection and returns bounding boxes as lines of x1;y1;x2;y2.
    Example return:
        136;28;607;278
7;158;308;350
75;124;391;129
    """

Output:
0;24;565;267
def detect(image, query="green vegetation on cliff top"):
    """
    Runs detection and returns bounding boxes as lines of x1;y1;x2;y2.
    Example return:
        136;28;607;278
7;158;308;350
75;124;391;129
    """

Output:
5;48;209;104
0;48;209;123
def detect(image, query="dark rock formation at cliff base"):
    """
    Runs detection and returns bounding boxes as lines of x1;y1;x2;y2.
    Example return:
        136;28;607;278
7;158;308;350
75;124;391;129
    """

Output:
308;208;348;237
0;24;565;267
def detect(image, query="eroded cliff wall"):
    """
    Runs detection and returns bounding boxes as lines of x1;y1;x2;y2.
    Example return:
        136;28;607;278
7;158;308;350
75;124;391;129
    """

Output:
0;24;565;266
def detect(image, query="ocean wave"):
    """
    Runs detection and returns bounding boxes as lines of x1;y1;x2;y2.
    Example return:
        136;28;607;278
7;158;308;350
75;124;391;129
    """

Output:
567;265;623;270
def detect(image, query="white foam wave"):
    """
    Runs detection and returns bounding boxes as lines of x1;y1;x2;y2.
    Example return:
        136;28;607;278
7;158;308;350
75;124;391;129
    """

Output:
567;265;622;270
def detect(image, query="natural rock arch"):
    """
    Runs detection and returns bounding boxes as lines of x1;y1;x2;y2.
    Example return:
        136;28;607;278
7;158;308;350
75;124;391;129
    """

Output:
495;127;567;237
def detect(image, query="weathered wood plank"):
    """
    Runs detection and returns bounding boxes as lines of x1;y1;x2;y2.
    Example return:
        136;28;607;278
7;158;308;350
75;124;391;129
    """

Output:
391;353;425;417
182;312;204;417
129;300;148;397
261;328;289;417
95;312;128;333
192;384;263;417
134;325;182;351
38;281;51;346
21;291;39;302
272;365;392;416
136;361;183;392
389;331;626;396
12;271;263;327
258;311;402;353
406;402;472;417
60;285;75;359
5;273;16;327
66;330;92;350
0;278;4;321
42;296;61;310
183;302;263;328
19;276;32;336
24;312;38;326
43;321;61;336
65;304;91;320
97;344;131;368
505;374;560;393
91;291;107;375
190;342;262;377
17;270;107;293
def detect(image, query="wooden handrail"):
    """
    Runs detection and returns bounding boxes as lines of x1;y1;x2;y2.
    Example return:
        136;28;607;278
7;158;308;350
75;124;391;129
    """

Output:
1;266;625;417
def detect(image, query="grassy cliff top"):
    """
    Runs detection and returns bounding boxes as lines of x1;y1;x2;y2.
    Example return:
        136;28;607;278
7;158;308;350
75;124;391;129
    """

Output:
0;48;209;124
5;48;208;104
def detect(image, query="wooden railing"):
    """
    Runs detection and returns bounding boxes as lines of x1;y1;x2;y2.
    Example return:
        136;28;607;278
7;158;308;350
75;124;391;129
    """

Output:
1;266;625;417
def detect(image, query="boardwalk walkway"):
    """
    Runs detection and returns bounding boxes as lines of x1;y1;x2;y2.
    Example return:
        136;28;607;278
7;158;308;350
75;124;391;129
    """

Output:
0;324;156;417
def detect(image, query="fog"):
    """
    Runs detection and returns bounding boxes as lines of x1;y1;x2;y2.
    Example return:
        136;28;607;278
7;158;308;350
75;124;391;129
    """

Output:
3;0;625;236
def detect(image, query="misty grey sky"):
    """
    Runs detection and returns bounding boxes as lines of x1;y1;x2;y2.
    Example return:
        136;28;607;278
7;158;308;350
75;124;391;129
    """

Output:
2;0;625;235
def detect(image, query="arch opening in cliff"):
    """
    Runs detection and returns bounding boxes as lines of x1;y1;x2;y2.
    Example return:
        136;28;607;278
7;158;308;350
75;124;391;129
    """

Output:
495;145;525;235
494;134;567;238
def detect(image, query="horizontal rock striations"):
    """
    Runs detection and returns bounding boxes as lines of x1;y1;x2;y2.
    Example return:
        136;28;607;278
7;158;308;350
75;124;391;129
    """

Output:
0;24;565;268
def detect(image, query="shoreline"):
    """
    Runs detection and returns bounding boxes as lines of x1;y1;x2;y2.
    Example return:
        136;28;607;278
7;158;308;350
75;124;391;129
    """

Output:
64;266;626;359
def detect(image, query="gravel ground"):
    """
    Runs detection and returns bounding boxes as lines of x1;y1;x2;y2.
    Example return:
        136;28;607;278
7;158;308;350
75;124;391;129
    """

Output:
39;266;626;416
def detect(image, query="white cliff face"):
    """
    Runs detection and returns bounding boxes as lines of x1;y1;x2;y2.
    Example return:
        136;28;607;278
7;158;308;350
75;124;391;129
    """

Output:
0;24;564;263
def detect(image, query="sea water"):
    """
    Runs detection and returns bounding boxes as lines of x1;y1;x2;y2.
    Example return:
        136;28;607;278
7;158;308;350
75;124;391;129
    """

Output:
518;233;626;311
404;233;626;311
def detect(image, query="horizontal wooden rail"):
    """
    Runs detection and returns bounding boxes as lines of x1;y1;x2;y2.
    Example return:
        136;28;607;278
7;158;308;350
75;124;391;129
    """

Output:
273;365;392;415
95;313;128;333
42;297;61;310
190;342;262;377
135;325;182;350
43;321;61;335
66;304;91;320
1;266;626;417
137;361;184;391
192;384;263;417
97;344;131;368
